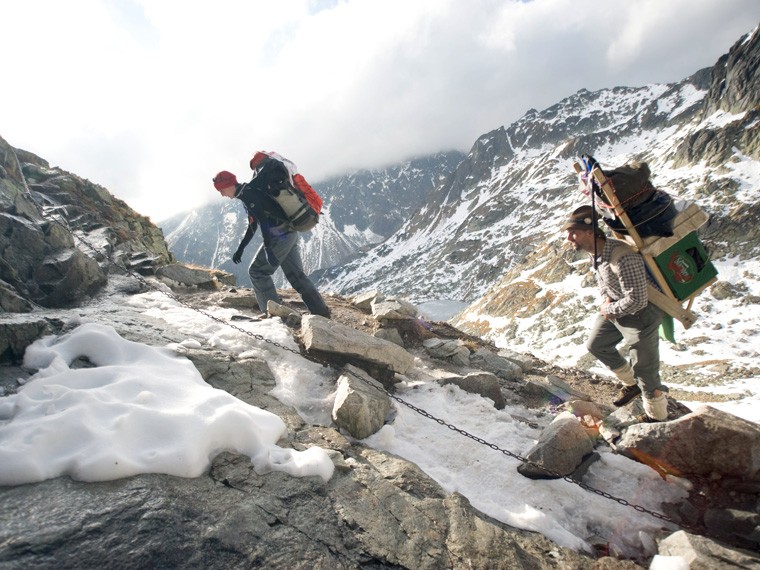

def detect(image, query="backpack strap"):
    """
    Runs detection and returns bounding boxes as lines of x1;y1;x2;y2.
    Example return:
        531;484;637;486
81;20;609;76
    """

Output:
608;242;637;271
607;241;663;297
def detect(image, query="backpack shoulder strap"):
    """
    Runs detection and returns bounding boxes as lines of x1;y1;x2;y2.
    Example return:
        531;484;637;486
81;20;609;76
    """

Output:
608;241;637;274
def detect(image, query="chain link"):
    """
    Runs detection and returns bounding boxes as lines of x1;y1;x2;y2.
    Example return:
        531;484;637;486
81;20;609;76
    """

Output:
55;204;697;534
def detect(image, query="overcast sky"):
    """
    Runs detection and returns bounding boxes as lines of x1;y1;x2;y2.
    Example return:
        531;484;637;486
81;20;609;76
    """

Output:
1;0;758;222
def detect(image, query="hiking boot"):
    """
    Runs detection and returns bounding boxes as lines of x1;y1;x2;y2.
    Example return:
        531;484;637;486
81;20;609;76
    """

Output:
643;392;669;421
613;384;641;407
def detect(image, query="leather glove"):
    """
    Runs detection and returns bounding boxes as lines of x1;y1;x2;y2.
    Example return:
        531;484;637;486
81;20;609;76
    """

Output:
264;247;278;266
232;248;244;264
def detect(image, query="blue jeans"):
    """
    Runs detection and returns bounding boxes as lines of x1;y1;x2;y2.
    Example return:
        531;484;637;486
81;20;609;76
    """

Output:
586;302;664;396
248;230;330;317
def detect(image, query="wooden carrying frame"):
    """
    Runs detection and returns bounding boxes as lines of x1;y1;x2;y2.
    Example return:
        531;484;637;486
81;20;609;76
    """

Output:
572;163;717;329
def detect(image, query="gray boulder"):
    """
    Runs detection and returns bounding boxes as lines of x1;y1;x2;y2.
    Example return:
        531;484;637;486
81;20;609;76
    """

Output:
422;338;470;366
0;208;106;309
217;289;259;311
559;399;606;422
332;364;391;439
267;300;302;327
469;348;523;381
371;298;418;320
374;327;404;347
599;397;692;445
302;315;415;374
0;317;55;364
352;290;385;310
657;530;760;569
703;508;760;552
0;280;33;314
525;374;593;405
517;412;595;479
156;263;235;289
497;348;534;372
615;405;760;481
438;372;506;409
36;248;107;306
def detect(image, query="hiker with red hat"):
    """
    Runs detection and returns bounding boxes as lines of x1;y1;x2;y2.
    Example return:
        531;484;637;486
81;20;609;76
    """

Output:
563;205;668;422
212;155;330;318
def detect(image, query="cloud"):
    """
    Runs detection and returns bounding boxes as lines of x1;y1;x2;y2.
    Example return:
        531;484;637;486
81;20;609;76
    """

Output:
0;0;758;222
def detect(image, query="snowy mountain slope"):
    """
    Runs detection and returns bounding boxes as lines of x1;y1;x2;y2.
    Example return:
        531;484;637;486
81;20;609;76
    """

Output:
160;151;465;287
162;200;243;270
320;27;760;302
449;29;760;380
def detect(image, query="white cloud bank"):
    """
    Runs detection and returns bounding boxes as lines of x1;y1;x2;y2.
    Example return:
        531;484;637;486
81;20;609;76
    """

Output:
1;0;758;221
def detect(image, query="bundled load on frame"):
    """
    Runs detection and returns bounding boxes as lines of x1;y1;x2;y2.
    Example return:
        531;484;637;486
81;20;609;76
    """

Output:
592;161;677;238
575;156;719;329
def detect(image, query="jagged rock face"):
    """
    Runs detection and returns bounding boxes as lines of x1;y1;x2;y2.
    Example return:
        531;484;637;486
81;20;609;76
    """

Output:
0;135;174;312
673;30;760;168
161;151;465;288
0;136;105;309
19;150;174;273
702;29;760;117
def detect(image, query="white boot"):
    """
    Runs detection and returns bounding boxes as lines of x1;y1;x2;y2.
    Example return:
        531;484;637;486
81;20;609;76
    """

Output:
643;393;668;421
612;363;636;386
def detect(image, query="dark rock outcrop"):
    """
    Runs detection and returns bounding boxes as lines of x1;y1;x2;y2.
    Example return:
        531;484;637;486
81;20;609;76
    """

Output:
702;28;760;118
0;135;173;313
0;135;106;309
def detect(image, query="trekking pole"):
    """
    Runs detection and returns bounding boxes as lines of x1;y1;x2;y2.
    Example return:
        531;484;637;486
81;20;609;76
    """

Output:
581;155;599;270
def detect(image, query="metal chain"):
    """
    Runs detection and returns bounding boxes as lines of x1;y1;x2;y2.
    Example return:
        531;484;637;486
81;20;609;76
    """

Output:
123;253;695;531
47;198;697;534
387;395;691;528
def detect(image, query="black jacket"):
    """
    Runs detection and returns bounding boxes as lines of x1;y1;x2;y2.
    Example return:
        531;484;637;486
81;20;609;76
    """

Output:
234;157;292;253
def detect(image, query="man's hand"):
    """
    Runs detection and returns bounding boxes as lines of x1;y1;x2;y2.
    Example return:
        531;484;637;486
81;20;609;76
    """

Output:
601;299;615;320
232;249;244;264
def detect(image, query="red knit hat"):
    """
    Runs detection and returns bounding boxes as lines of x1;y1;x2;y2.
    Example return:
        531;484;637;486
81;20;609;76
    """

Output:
213;170;237;191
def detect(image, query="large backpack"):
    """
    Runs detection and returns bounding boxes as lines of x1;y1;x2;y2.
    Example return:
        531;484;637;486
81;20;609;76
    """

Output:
581;156;676;238
249;151;323;232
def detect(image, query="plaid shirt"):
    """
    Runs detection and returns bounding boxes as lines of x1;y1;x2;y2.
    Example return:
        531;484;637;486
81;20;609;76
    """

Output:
595;239;655;318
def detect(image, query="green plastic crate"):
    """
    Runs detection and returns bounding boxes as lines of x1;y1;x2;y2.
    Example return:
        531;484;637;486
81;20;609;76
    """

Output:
653;231;718;301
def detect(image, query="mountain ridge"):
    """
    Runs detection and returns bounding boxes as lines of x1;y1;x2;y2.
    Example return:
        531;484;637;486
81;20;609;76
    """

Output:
159;28;759;319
